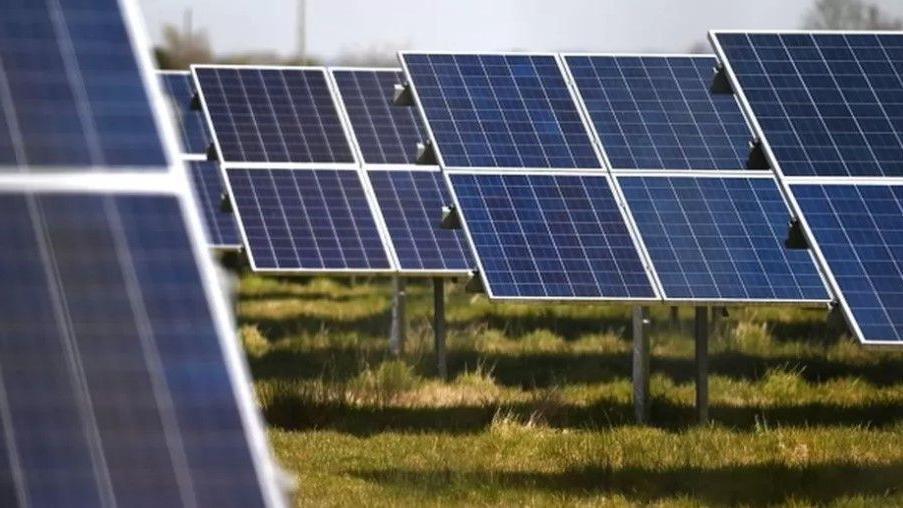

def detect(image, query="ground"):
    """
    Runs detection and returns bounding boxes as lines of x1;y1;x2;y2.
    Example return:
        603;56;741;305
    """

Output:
236;274;903;507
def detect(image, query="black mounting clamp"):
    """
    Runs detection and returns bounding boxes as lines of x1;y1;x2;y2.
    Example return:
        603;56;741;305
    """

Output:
440;205;461;230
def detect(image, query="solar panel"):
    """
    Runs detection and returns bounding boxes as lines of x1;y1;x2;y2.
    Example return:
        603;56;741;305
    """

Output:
0;0;167;170
188;160;242;249
226;168;392;271
331;69;427;165
563;55;752;170
793;183;903;344
369;169;474;272
620;175;829;301
0;192;272;506
158;71;213;155
399;53;601;169
193;66;356;165
0;0;283;504
448;172;656;299
711;32;903;177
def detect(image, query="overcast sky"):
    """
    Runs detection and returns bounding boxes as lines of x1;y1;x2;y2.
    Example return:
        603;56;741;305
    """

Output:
138;0;903;63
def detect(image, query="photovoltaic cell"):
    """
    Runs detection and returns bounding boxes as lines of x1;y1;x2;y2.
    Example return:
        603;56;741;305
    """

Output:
620;176;828;301
713;32;903;177
565;55;751;170
0;192;267;506
401;53;601;169
159;71;213;154
449;172;655;299
332;69;427;165
793;184;903;343
193;66;355;164
226;168;391;271
369;170;474;271
0;0;166;170
188;161;241;248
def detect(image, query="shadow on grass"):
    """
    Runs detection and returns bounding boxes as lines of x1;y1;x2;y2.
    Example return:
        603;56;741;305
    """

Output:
348;462;903;505
249;348;903;387
263;397;903;435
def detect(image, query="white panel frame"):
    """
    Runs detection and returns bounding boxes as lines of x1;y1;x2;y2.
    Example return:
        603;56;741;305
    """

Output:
710;29;903;346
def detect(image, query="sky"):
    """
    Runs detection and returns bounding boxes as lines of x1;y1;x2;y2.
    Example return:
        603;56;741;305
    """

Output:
138;0;903;63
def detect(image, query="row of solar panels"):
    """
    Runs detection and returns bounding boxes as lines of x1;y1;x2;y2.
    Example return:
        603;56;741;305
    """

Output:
172;41;903;347
172;63;826;300
0;0;284;505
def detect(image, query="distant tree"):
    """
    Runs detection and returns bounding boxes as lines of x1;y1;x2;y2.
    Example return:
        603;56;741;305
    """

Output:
154;15;214;70
803;0;902;29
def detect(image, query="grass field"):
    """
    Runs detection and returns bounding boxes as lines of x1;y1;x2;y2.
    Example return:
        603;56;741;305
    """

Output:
236;274;903;507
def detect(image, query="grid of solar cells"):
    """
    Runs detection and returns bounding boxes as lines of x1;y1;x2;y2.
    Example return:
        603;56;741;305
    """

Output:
227;168;390;270
0;0;166;170
369;170;474;271
188;161;241;247
401;54;601;169
793;184;903;343
565;55;751;170
449;172;655;298
0;192;267;506
333;69;427;164
159;72;213;154
714;32;903;177
194;67;355;164
620;176;828;300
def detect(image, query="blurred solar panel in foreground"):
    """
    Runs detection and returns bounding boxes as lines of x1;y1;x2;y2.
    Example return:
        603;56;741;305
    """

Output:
0;192;275;506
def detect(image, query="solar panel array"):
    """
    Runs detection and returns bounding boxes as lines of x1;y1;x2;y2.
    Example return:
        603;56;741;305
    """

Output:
159;71;213;154
620;175;828;301
561;54;829;304
0;0;166;170
0;0;283;505
793;183;903;342
157;71;241;249
332;69;426;165
192;65;396;273
714;32;903;178
331;68;475;274
712;30;903;344
564;55;751;170
450;172;656;299
227;168;392;271
194;66;356;165
401;53;601;169
400;52;658;299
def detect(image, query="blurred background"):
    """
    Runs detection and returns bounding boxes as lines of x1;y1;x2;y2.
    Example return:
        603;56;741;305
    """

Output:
140;0;903;69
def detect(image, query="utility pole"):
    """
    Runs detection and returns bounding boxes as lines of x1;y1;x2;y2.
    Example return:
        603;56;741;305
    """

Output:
298;0;307;64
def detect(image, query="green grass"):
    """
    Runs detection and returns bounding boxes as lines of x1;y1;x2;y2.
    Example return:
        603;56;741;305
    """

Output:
236;275;903;507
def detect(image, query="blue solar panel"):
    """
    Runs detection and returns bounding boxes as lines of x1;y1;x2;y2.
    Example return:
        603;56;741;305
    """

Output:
332;69;427;165
369;170;474;271
159;71;213;154
564;55;752;170
193;66;355;164
620;176;828;301
793;183;903;343
226;168;391;271
0;192;269;506
401;53;601;169
449;172;655;299
0;0;166;170
713;32;903;177
188;161;241;248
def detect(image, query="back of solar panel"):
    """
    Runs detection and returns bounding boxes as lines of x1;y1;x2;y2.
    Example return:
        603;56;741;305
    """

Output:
0;0;284;506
